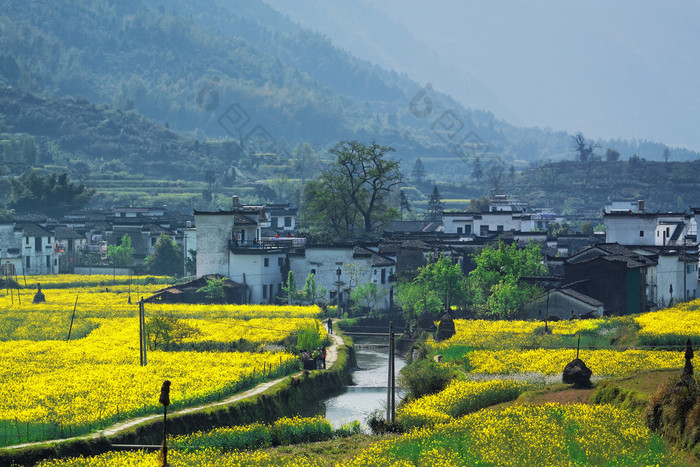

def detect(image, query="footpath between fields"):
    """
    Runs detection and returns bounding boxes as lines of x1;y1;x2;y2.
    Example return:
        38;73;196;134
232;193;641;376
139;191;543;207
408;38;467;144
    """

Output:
0;322;350;466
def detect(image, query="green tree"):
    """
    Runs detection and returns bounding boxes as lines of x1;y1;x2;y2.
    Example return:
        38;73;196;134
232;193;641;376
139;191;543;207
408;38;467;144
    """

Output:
411;157;426;184
350;282;387;315
146;311;202;350
467;196;490;213
196;276;227;303
472;156;483;182
399;190;411;217
107;234;134;268
303;140;401;238
281;270;299;304
426;186;444;221
605;148;621;162
291;142;321;181
299;273;327;305
467;240;547;319
396;254;467;319
8;171;94;215
145;234;183;276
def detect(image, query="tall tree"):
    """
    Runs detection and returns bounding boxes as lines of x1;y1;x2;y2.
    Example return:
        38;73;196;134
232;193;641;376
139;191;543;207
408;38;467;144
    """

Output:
426;186;444;221
9;171;94;215
145;234;183;276
467;240;547;319
571;132;600;162
411;157;426;184
291;142;321;182
472;156;483;182
107;234;134;268
605;148;621;162
303;140;401;238
395;254;467;319
399;190;412;217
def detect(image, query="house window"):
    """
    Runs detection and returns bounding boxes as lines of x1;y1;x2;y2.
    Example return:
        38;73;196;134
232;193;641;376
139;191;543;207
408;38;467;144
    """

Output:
264;258;269;267
311;268;316;275
25;237;29;245
457;227;463;234
497;225;504;232
480;225;489;236
35;237;41;250
381;268;386;284
262;285;268;299
284;217;292;227
278;257;284;267
465;225;472;234
26;256;30;268
151;237;157;246
639;231;644;237
46;255;50;268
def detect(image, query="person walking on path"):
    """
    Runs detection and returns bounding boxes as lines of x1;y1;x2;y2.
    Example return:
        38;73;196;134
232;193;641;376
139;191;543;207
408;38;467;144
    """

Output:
327;318;333;335
321;346;327;369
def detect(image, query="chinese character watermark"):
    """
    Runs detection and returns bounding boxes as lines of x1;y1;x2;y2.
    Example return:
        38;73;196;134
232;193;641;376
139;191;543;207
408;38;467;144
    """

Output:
409;83;489;164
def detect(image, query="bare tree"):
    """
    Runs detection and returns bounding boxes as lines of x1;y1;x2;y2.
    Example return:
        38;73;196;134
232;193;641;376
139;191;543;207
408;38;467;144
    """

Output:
571;132;600;162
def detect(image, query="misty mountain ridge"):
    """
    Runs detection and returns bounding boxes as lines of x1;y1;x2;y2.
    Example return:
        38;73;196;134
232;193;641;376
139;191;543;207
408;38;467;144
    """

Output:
0;0;697;187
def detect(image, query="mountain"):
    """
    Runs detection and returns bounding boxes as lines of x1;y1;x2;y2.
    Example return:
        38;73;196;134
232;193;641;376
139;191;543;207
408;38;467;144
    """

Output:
0;0;699;217
268;0;700;153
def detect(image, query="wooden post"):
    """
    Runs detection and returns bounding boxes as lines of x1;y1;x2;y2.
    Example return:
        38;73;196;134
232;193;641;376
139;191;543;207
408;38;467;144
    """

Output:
390;322;395;423
576;334;581;360
243;273;248;305
139;298;147;366
67;295;79;340
387;321;395;424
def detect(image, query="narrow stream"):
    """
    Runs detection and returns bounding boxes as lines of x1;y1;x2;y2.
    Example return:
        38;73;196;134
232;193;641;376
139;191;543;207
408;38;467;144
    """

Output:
315;335;406;428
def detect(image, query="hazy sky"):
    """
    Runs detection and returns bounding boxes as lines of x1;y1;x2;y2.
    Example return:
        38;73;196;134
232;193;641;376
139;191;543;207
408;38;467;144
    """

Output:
267;0;700;152
375;1;700;151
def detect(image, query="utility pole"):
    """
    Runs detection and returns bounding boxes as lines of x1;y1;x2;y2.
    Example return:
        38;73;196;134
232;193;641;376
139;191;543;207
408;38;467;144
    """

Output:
67;295;78;340
336;267;342;310
139;297;147;366
683;236;688;301
386;321;395;424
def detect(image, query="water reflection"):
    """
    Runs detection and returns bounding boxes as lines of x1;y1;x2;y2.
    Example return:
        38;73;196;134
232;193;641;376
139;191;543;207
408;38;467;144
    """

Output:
319;335;406;428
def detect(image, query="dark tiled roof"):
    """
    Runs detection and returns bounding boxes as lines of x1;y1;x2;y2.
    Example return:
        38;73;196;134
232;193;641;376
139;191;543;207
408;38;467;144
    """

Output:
372;253;396;268
17;222;52;237
54;226;83;239
233;214;258;226
559;288;604;307
389;221;443;233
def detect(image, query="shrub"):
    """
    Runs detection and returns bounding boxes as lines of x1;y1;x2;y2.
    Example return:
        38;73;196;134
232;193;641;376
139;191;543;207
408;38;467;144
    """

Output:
399;359;455;401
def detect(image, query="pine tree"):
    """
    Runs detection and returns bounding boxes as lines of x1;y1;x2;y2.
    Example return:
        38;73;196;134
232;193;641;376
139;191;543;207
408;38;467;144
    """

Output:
426;186;444;221
400;190;412;217
411;158;426;184
472;156;483;182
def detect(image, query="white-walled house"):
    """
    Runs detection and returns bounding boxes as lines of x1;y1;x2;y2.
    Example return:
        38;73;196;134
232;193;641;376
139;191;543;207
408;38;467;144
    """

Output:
194;203;298;304
604;211;694;247
288;244;396;310
0;222;57;275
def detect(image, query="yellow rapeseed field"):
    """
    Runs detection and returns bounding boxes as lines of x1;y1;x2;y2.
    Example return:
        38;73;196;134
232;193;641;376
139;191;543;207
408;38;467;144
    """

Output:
349;403;681;466
0;276;324;441
397;379;529;428
464;348;682;376
635;299;700;345
434;318;607;349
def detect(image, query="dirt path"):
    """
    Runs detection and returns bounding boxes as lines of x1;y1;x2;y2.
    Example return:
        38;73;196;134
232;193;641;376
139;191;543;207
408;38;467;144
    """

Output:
4;320;345;450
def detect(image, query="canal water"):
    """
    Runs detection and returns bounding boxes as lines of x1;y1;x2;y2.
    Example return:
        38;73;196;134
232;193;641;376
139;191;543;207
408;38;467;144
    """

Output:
316;335;406;428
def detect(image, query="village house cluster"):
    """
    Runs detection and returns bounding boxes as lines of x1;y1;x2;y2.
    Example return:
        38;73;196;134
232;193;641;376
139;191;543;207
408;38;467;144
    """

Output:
1;195;697;319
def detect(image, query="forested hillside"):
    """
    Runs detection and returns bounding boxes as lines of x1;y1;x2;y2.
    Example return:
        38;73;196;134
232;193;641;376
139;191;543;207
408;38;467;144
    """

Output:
0;0;699;215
